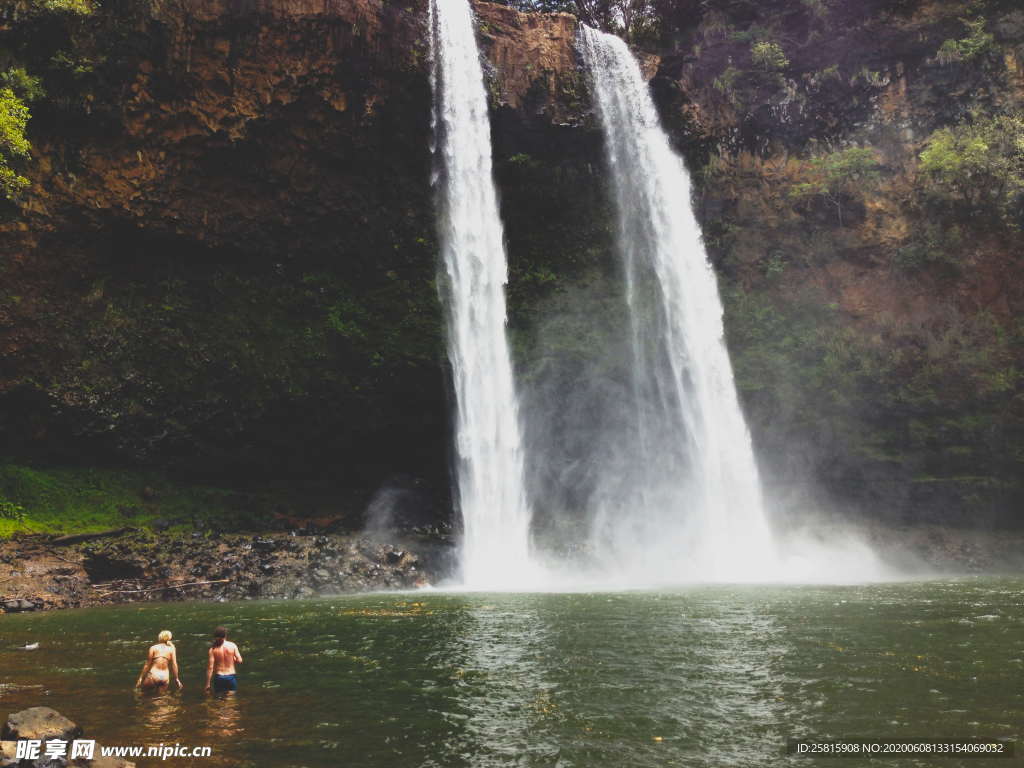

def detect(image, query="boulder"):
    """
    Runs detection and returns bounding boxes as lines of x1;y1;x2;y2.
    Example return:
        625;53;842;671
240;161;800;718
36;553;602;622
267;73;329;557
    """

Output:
2;599;36;613
0;712;134;767
1;707;82;742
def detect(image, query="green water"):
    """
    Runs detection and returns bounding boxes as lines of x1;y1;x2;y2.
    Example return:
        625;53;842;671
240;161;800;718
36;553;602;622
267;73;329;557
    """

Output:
1;580;1022;767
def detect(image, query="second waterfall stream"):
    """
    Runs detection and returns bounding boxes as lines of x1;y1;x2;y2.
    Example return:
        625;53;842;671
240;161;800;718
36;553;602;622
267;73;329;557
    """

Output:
577;25;779;581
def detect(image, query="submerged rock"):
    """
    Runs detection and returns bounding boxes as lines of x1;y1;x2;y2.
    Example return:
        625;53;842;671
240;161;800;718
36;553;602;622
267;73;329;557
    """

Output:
2;707;82;742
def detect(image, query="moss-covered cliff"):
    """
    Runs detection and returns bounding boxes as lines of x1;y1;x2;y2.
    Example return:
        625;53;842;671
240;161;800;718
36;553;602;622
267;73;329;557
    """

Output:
0;0;1020;532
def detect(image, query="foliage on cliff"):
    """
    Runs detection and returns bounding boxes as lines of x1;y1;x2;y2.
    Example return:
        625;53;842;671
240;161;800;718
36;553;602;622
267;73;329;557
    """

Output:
0;87;30;198
657;0;1024;523
0;0;95;198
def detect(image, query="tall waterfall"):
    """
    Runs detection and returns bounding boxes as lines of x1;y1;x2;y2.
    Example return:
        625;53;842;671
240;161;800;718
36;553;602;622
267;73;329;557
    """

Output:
428;0;534;587
578;26;777;581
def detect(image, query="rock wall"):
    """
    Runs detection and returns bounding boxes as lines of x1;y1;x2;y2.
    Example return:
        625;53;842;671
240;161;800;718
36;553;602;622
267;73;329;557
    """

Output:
0;0;1021;531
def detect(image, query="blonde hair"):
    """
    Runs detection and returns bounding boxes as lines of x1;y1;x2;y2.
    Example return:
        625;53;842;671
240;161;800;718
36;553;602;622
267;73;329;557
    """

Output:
158;630;174;647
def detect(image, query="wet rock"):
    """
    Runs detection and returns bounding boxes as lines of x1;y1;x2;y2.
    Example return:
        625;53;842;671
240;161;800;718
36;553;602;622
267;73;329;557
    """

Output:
2;707;82;742
385;550;404;565
252;537;277;552
2;599;37;612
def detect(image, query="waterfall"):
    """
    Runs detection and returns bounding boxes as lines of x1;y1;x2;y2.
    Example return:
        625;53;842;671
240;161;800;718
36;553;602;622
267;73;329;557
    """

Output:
428;0;534;587
578;26;778;581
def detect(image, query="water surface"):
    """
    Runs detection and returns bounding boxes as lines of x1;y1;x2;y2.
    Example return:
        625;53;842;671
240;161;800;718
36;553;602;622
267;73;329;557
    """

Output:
1;580;1021;766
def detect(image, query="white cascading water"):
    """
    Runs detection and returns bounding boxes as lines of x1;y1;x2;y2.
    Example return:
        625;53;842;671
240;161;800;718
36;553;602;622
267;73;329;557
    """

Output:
428;0;535;588
578;26;778;581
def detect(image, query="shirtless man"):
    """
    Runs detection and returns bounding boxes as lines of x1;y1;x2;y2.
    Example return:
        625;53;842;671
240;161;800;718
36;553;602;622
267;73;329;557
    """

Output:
205;626;243;693
135;630;183;691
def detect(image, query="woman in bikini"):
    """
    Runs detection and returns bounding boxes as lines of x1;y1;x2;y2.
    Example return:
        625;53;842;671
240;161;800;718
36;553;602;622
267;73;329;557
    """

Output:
135;630;183;691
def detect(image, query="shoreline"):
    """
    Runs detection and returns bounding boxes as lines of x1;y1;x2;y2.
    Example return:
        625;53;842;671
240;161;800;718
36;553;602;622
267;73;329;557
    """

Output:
0;530;455;614
2;522;1023;615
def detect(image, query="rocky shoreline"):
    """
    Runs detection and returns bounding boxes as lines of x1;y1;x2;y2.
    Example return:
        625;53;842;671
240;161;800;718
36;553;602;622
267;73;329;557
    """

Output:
2;522;1023;615
0;530;455;614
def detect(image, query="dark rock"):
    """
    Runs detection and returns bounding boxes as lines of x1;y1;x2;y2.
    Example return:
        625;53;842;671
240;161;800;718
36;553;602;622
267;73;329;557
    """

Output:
2;707;82;742
2;599;37;612
385;550;404;565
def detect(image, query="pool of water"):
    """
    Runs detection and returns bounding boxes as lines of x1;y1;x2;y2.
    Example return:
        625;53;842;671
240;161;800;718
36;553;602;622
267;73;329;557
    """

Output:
1;579;1022;767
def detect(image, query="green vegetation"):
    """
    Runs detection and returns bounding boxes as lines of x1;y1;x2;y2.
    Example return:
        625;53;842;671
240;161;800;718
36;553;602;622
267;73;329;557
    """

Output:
0;88;31;199
918;113;1024;226
38;0;94;13
936;17;994;65
725;288;1024;499
790;146;880;225
0;67;46;200
894;223;964;272
750;41;789;72
0;463;314;537
1;68;46;102
0;0;95;200
713;66;741;95
709;39;791;109
0;500;26;523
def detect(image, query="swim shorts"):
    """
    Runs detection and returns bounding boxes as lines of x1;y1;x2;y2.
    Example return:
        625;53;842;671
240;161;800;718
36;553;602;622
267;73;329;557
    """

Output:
213;674;237;692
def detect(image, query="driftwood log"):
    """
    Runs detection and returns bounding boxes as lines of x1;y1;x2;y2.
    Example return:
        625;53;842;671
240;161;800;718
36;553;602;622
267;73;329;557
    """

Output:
92;579;230;597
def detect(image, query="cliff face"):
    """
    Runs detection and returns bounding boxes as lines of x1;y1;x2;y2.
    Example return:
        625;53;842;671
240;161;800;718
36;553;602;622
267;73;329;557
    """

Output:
648;0;1024;526
3;0;440;491
0;0;592;508
0;0;1021;528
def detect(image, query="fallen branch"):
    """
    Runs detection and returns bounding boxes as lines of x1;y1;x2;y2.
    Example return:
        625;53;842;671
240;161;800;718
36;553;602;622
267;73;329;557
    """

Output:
90;580;137;589
50;528;135;546
94;579;230;596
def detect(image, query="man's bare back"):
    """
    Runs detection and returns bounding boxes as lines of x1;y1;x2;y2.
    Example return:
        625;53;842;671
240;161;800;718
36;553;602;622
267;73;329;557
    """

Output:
205;628;243;692
210;641;241;675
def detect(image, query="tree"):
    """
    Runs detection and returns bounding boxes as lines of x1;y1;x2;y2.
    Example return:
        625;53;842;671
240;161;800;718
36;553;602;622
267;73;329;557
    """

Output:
936;17;994;66
918;113;1024;226
0;88;31;200
750;40;788;72
0;0;93;200
790;146;881;226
